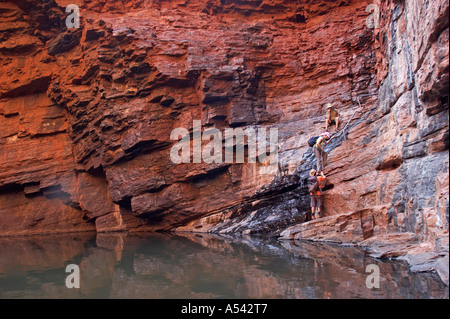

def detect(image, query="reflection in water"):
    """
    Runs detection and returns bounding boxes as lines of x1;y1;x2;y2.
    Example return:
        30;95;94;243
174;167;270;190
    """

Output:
0;232;448;299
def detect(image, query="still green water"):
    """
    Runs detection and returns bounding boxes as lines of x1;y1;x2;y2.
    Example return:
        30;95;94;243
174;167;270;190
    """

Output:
0;232;447;299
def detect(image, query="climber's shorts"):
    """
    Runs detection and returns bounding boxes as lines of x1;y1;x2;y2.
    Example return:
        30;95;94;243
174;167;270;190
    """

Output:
310;195;323;208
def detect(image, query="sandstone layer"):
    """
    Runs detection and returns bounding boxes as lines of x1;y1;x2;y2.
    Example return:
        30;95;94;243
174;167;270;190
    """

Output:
277;0;449;285
0;0;448;284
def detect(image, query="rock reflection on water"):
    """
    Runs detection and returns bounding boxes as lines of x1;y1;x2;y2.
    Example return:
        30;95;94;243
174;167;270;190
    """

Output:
0;232;447;299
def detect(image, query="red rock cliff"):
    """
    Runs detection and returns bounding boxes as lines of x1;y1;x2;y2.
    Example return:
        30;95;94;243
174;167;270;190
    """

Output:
0;0;448;281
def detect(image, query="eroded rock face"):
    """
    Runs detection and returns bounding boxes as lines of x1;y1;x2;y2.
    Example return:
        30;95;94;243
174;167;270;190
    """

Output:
0;0;448;283
0;0;376;234
177;0;449;246
278;0;449;285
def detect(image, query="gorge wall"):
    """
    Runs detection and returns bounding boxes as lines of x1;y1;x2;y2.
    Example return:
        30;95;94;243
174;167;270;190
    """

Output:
0;0;448;282
278;0;449;283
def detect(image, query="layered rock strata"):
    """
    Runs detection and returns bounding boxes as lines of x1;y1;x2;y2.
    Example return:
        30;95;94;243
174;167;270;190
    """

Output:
0;0;448;283
1;0;379;234
277;0;449;285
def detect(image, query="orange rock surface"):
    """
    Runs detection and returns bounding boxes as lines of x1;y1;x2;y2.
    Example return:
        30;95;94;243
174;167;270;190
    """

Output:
0;1;448;284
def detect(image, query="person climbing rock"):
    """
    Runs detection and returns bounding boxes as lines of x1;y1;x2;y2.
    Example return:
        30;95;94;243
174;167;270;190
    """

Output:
308;169;319;220
313;132;330;173
314;171;327;219
325;103;340;132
